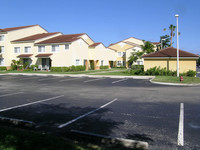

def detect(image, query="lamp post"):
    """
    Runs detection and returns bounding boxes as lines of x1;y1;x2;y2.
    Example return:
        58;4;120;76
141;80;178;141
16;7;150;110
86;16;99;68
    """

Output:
175;14;179;77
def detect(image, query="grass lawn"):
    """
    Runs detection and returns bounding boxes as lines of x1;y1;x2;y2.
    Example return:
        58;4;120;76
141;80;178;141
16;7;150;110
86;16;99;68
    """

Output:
0;126;127;150
153;76;200;84
3;68;127;75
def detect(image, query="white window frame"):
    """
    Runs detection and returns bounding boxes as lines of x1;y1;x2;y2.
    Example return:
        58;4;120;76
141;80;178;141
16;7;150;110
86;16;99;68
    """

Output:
65;44;69;50
0;46;4;53
14;47;20;53
38;46;45;53
0;35;5;41
24;46;31;53
0;58;4;66
52;45;59;52
75;59;80;66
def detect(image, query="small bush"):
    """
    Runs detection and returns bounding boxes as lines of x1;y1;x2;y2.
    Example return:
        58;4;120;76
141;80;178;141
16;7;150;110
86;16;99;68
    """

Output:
50;67;62;72
0;66;7;71
23;69;32;72
186;70;196;77
131;65;144;71
100;66;109;69
30;65;38;71
62;67;70;72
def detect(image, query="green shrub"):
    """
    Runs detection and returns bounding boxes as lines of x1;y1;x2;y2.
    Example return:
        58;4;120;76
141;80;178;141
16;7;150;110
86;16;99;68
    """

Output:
131;65;144;71
50;67;62;72
112;66;126;69
100;66;109;69
0;66;7;71
90;61;95;70
30;65;38;71
62;67;70;72
186;70;196;77
23;69;32;71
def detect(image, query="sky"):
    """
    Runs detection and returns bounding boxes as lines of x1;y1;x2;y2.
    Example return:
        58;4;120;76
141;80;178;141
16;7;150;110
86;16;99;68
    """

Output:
1;0;200;54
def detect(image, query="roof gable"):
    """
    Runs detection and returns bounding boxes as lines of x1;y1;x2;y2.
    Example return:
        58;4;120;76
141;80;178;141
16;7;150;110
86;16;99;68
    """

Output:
12;32;61;42
143;47;199;58
0;25;39;33
35;33;85;44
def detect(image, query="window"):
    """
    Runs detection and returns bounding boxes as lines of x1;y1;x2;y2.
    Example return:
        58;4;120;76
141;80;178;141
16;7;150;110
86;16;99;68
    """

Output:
137;61;143;65
117;61;122;66
0;58;4;66
123;52;126;57
14;47;20;53
38;46;45;53
76;59;80;66
118;52;122;57
65;44;69;50
101;60;104;66
0;35;5;41
52;45;59;52
0;46;4;53
24;46;31;53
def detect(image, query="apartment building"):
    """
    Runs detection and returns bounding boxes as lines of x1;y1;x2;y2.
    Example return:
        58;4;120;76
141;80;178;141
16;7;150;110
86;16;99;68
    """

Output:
0;25;48;68
0;25;116;70
108;37;157;67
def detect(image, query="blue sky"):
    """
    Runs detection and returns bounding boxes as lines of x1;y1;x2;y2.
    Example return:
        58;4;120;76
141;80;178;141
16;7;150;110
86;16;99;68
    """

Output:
1;0;200;54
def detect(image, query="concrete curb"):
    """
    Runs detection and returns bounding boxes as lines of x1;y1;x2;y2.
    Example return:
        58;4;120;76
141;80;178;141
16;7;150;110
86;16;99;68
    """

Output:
70;130;148;150
6;73;154;79
150;78;200;86
0;116;35;127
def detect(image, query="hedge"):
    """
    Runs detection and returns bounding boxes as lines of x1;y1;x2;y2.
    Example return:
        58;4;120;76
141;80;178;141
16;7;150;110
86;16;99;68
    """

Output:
100;66;109;69
50;65;86;72
0;66;7;71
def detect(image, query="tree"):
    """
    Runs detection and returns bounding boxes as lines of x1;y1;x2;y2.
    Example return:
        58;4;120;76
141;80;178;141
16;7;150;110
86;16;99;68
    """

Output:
141;41;155;54
197;57;200;66
160;35;170;49
128;41;155;66
163;24;180;47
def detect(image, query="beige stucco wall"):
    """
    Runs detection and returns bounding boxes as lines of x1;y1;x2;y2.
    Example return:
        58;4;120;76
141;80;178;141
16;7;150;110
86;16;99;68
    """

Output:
89;44;116;66
144;58;197;73
123;37;144;45
81;34;94;45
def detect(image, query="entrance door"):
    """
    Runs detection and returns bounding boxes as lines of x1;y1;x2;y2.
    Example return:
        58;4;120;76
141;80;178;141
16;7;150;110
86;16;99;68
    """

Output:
42;58;51;70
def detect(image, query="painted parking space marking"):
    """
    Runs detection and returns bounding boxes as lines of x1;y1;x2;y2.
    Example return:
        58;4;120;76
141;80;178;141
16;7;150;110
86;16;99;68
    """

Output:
112;78;128;84
0;92;24;98
0;95;64;112
19;76;40;80
58;98;118;128
59;77;82;82
178;103;184;146
84;78;105;83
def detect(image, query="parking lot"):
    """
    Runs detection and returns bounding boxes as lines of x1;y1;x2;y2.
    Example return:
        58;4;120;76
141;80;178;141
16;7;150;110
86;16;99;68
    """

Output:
0;74;200;150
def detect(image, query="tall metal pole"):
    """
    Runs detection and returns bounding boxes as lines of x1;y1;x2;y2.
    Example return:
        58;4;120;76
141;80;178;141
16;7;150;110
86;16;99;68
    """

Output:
175;14;179;77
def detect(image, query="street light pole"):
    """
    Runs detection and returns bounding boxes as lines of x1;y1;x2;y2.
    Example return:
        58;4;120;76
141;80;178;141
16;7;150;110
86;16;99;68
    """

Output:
175;14;179;77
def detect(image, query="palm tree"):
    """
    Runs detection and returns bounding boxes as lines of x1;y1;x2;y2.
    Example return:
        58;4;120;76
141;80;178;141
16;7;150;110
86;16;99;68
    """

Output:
160;35;170;49
141;41;155;54
163;24;178;47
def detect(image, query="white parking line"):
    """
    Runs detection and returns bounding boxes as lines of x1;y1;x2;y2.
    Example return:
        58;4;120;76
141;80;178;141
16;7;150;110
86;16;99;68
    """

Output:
59;77;82;82
0;95;64;112
178;103;184;146
19;76;40;80
0;92;24;98
58;98;118;128
84;78;105;83
112;78;128;84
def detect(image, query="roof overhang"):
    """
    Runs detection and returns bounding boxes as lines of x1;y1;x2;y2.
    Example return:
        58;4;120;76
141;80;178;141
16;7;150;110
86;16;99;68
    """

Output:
143;57;199;60
35;42;71;46
35;53;53;58
17;54;33;58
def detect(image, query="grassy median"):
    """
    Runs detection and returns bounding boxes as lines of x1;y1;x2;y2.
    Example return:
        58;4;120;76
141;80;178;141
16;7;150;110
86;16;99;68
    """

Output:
152;76;200;84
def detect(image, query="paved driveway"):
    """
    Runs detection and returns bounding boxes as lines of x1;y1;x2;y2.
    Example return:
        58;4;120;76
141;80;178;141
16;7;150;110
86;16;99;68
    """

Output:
0;75;199;150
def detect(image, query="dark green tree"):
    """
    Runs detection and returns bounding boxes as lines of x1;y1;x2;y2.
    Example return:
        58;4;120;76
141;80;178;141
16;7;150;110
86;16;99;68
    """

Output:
160;35;170;49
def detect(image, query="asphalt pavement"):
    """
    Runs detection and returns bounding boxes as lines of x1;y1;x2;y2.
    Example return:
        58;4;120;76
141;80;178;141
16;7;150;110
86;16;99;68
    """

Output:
0;75;200;150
